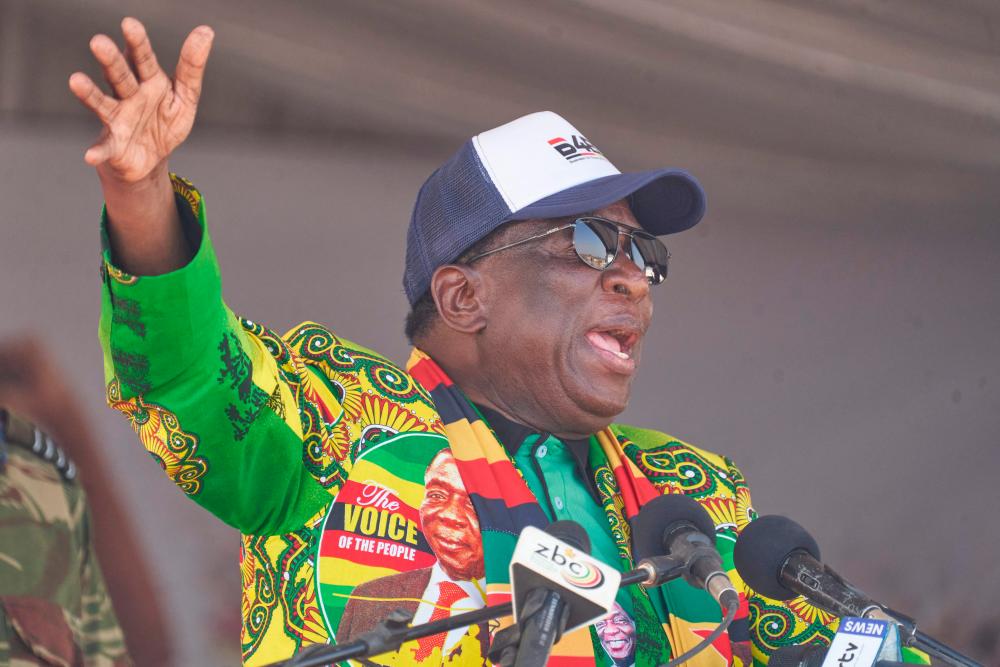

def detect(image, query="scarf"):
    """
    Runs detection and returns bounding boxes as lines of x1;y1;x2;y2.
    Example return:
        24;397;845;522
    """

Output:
407;349;745;666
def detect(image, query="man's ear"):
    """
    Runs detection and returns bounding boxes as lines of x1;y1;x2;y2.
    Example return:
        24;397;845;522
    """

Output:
429;265;488;334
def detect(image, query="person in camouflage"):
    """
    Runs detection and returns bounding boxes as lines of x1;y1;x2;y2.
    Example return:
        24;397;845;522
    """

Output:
0;338;171;666
0;409;129;666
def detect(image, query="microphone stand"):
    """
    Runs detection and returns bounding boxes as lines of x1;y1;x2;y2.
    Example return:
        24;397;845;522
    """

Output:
868;607;983;667
494;563;686;667
275;567;661;667
272;603;511;667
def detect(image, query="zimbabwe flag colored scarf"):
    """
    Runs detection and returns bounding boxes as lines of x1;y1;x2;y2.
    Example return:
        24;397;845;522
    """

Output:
407;349;750;666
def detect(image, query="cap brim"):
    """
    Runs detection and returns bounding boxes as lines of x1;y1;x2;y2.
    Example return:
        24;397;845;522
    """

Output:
506;169;706;236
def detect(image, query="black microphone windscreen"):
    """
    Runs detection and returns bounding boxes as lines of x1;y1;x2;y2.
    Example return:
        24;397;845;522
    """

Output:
733;515;822;601
631;494;716;561
768;644;827;667
546;520;591;553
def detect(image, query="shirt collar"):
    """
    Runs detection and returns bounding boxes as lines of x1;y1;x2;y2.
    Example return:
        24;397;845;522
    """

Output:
473;403;595;494
425;562;485;603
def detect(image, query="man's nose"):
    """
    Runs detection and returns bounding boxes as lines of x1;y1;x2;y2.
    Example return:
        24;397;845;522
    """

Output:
438;498;469;525
601;238;650;301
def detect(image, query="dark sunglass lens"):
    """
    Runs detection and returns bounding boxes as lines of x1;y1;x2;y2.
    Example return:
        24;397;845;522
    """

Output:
633;234;669;284
573;220;617;269
628;238;653;281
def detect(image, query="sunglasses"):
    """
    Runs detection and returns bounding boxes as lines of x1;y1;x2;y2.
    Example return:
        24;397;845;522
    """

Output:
464;216;670;285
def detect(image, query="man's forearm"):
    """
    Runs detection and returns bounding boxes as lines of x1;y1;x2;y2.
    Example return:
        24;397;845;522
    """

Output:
101;161;194;275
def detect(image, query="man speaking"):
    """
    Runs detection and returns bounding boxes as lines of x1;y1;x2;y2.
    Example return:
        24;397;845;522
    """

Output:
70;17;841;666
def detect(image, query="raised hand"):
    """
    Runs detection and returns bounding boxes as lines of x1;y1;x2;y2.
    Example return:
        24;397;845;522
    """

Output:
68;17;214;183
68;18;214;275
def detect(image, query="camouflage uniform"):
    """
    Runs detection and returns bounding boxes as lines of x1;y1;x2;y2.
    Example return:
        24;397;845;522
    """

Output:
0;411;130;666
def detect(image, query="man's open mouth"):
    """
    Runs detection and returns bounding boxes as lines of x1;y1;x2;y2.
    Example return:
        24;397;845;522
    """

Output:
604;637;633;658
435;536;470;552
585;327;639;361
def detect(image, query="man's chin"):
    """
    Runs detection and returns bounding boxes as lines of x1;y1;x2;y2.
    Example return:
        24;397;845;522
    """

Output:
573;380;631;424
440;557;483;581
608;646;635;663
579;355;637;400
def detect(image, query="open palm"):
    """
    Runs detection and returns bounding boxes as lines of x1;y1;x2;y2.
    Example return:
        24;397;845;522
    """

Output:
69;18;214;183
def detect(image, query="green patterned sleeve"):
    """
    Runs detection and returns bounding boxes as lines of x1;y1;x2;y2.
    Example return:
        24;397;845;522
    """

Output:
98;175;332;535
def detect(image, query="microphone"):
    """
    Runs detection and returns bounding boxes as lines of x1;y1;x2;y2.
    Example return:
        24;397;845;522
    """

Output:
631;495;739;609
733;514;884;618
768;652;910;667
767;646;909;667
281;514;734;667
767;644;827;667
734;515;983;667
507;520;620;667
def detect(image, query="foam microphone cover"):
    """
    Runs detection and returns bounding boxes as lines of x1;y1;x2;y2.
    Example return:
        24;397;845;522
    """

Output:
632;494;717;561
767;644;827;667
733;515;822;601
546;520;591;554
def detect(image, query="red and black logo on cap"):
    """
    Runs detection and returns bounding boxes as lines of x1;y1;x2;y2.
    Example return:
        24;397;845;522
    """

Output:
548;135;605;163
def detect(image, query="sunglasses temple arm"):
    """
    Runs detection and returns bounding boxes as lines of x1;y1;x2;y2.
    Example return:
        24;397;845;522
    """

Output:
463;224;573;263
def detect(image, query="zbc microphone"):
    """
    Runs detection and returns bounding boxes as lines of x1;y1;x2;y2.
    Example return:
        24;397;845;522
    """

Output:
507;520;620;667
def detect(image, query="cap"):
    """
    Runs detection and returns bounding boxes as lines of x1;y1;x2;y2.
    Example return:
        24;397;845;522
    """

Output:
403;111;706;305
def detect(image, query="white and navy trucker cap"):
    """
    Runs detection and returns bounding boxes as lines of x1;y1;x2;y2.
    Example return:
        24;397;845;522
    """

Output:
403;111;706;305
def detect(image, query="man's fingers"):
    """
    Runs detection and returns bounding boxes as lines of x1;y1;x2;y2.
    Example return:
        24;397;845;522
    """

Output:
173;25;214;106
68;72;116;121
84;138;114;167
121;17;161;82
89;33;140;99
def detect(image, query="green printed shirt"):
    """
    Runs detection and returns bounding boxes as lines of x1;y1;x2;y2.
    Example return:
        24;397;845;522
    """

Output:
99;177;853;666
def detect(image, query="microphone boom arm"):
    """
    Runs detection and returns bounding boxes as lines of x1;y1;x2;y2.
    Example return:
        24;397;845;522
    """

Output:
273;564;680;667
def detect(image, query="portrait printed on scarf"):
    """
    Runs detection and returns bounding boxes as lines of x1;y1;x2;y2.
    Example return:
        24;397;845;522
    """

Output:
317;433;489;664
595;602;638;667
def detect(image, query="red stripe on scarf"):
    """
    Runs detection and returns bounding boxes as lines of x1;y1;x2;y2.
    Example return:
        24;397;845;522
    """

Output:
408;356;454;391
452;456;537;505
609;457;660;520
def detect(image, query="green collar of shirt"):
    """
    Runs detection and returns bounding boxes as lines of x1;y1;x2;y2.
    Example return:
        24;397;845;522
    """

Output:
472;403;638;619
472;403;602;505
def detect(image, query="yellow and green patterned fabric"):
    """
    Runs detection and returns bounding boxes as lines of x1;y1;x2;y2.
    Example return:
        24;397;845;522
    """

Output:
99;176;845;665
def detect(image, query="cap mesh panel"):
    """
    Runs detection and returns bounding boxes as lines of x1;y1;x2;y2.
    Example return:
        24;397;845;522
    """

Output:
404;140;510;304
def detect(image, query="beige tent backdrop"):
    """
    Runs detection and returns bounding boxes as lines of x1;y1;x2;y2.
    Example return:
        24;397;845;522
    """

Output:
1;1;999;664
